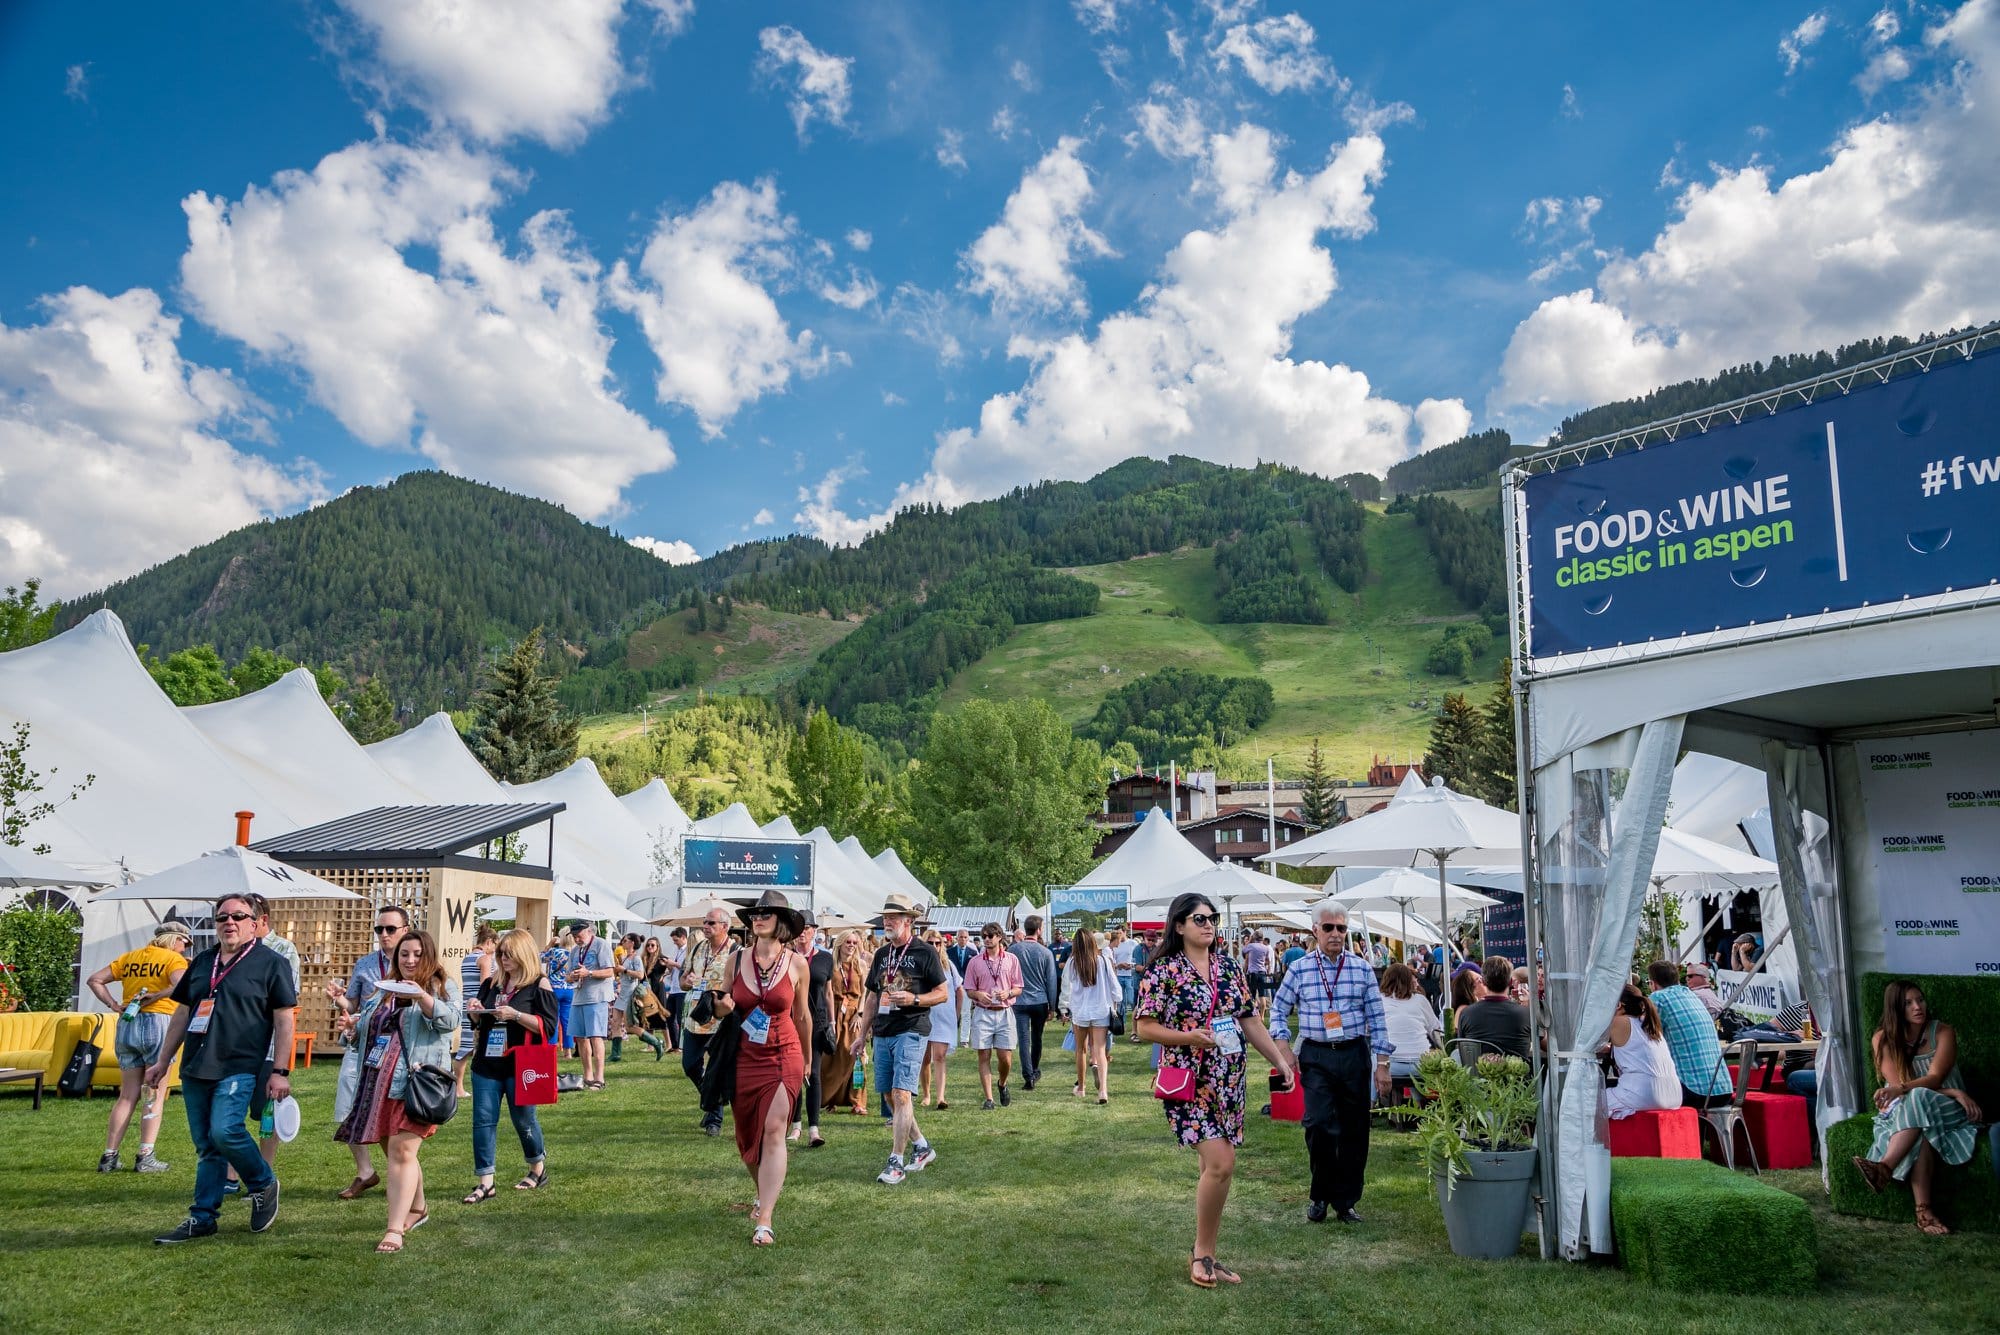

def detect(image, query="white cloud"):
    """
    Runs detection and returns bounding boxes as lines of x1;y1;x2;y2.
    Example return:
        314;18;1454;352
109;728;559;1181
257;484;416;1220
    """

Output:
881;390;906;406
963;137;1115;315
1857;7;1915;96
1072;0;1126;34
818;267;879;309
64;63;89;102
0;286;324;593
331;0;684;148
610;178;825;436
1214;15;1338;95
1780;10;1830;74
1496;0;2000;415
991;105;1020;140
808;124;1466;542
1521;194;1604;283
1560;82;1581;119
751;507;775;526
629;535;700;564
181;138;674;520
794;459;888;546
845;227;872;251
756;25;852;141
936;128;968;172
1134;95;1208;159
1010;59;1037;89
890;284;965;365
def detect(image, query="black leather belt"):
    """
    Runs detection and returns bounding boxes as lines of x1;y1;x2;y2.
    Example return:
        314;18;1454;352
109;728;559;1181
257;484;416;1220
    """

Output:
1302;1037;1367;1050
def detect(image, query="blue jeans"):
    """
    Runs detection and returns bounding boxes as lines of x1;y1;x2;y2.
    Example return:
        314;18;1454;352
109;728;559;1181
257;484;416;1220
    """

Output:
1784;1069;1818;1155
1119;974;1137;1017
182;1072;273;1225
873;1031;927;1095
470;1070;545;1177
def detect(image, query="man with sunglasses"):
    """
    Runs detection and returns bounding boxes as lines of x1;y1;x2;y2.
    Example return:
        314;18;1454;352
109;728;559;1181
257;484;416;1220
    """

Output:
327;905;409;1199
963;922;1023;1109
145;893;296;1243
1268;905;1393;1225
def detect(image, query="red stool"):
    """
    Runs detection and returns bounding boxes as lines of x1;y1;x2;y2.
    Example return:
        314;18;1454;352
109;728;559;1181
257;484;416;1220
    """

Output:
1606;1107;1702;1158
1742;1091;1812;1169
1267;1069;1304;1122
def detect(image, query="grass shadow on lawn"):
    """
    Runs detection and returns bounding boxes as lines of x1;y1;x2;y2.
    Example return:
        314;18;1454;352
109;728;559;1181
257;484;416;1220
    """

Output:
0;1036;1994;1334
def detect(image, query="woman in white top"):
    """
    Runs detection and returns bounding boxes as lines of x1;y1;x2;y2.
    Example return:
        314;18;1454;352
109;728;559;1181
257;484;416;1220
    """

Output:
1603;982;1681;1118
920;931;964;1110
1061;932;1124;1103
1377;964;1442;1078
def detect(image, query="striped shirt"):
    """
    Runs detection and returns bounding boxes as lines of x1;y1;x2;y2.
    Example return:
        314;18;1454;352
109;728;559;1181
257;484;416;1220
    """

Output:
1268;948;1392;1054
1653;985;1730;1095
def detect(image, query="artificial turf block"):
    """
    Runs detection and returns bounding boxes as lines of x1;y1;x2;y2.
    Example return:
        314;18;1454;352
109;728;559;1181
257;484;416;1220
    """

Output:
1610;1158;1816;1294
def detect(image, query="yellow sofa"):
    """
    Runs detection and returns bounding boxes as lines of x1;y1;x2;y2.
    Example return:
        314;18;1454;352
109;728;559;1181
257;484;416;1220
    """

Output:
0;1011;182;1094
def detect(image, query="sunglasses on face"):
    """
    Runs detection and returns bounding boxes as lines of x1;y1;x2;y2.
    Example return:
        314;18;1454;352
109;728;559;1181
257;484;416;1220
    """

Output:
1317;922;1347;933
748;910;776;920
375;924;401;934
216;911;257;923
1186;913;1218;927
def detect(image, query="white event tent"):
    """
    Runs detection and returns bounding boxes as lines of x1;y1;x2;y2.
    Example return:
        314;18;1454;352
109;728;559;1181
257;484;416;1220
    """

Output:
691;802;762;838
872;847;931;902
1077;812;1213;916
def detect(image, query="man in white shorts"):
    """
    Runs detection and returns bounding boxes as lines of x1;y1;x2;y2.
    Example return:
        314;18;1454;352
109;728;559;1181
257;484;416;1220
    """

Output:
961;922;1023;1110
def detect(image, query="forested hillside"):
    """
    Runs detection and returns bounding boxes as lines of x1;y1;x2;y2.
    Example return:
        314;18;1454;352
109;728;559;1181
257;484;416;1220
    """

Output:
1384;428;1521;496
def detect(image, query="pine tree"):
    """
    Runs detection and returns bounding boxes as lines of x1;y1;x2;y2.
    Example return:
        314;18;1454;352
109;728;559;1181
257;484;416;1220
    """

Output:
1423;693;1483;794
342;678;401;744
1298;737;1336;829
1472;658;1519;811
469;627;578;783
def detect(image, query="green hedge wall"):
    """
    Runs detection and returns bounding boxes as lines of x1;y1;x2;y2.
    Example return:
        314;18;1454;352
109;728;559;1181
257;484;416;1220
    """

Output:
1826;972;1998;1231
1610;1158;1816;1293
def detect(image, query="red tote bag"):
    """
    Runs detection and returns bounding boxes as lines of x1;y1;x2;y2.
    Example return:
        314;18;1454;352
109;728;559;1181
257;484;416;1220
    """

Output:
512;1026;560;1107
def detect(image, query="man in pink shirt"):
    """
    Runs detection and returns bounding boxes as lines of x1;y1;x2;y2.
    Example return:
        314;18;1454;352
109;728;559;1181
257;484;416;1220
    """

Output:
962;922;1024;1110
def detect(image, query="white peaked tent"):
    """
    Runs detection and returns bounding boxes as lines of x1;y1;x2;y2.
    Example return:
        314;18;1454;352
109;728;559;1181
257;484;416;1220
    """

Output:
1078;812;1213;908
800;826;882;919
761;814;802;838
1146;861;1315;926
836;835;896;899
619;777;690;841
692;802;762;838
873;847;930;902
618;779;693;923
507;758;656;893
367;713;510;803
185;669;427;825
0;610;300;875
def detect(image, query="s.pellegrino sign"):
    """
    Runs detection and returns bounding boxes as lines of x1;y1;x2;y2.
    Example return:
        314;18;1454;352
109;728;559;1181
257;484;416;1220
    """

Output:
682;836;814;892
1518;346;2000;662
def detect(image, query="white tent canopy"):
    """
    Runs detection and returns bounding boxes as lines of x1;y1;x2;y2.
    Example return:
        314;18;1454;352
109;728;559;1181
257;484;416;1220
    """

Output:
507;757;657;894
98;844;363;903
1077;812;1213;906
799;825;885;919
872;847;930;902
366;712;510;803
761;814;801;838
619;778;690;843
0;845;111;890
692;802;761;838
1144;860;1315;916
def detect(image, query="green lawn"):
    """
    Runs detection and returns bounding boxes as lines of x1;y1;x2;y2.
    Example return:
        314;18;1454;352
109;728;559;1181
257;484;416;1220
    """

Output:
6;1038;1992;1334
940;513;1499;780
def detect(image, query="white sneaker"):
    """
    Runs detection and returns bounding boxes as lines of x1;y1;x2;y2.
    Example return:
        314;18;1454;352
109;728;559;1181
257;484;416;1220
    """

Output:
876;1156;906;1185
908;1143;937;1172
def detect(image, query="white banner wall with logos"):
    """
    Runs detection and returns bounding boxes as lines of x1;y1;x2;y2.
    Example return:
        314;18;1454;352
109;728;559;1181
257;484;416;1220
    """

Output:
1852;729;2000;977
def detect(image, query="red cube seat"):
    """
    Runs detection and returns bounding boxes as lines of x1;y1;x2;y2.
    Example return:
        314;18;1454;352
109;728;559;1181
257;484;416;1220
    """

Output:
1742;1091;1812;1169
1606;1106;1702;1159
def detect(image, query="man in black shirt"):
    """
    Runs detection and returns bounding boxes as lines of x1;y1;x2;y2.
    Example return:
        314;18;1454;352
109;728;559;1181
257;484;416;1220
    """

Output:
793;913;835;1149
854;892;948;1185
1453;956;1532;1063
146;893;297;1243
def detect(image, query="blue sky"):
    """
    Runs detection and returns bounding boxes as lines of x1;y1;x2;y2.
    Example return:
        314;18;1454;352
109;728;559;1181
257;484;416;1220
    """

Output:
4;0;1996;596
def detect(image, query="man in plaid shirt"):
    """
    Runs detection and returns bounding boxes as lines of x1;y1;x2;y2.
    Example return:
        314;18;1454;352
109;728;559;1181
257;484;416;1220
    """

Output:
1647;961;1731;1104
1270;905;1392;1224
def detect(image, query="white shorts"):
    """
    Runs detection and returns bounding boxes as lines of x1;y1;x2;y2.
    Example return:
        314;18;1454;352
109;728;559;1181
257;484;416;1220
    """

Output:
969;1007;1016;1050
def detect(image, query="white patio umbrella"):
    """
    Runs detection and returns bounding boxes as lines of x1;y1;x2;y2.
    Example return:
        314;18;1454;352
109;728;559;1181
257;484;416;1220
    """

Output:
1264;775;1520;967
1148;861;1318;940
94;845;361;902
0;845;112;890
645;893;746;927
1320;866;1499;955
476;876;632;926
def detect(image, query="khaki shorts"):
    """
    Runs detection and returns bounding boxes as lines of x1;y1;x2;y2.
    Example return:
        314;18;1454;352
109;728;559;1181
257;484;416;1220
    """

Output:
969;1007;1016;1050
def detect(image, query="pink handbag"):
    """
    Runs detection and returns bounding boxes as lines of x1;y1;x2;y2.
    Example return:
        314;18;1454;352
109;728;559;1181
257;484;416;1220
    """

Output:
1152;1065;1197;1102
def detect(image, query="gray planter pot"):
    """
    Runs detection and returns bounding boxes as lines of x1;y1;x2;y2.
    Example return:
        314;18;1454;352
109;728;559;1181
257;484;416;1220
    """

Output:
1435;1146;1538;1260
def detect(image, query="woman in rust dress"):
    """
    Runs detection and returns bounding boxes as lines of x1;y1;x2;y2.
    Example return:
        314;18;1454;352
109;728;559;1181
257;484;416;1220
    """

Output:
717;889;811;1246
820;931;870;1113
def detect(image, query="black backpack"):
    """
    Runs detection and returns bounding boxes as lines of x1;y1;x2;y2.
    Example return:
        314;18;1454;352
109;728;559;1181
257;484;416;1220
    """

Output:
59;1017;106;1098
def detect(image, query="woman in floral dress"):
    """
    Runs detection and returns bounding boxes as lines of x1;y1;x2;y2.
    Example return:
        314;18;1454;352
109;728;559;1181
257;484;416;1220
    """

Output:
1851;979;1983;1235
1135;892;1296;1290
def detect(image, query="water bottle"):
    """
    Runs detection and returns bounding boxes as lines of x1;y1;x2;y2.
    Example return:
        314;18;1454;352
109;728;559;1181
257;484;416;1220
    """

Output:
122;1000;142;1022
260;1104;276;1138
852;1063;865;1090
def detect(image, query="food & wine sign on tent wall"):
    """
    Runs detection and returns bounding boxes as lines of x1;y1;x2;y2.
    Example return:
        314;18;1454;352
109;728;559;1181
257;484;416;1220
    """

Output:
1855;729;2000;976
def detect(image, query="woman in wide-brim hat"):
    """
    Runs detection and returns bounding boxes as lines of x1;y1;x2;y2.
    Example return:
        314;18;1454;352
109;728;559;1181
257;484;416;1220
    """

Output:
721;889;810;1244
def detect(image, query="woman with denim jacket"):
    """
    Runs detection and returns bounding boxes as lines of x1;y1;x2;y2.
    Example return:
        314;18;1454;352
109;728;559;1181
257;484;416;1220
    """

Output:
333;929;462;1254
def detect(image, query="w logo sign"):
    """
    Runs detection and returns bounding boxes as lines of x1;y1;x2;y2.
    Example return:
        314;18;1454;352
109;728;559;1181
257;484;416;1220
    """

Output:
256;864;298;882
444;897;474;933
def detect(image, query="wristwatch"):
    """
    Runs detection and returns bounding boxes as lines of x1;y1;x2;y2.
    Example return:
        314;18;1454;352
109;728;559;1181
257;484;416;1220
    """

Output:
271;1068;291;1077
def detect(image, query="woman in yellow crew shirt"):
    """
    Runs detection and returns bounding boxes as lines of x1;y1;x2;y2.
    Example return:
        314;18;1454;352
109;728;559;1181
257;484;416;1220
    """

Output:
86;927;191;1173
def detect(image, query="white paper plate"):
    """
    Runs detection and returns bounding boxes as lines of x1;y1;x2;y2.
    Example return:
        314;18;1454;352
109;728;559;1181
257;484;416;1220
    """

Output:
373;979;424;996
272;1095;301;1143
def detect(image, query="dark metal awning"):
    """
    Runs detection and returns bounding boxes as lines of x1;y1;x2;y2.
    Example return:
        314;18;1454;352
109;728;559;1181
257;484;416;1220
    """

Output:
251;803;565;871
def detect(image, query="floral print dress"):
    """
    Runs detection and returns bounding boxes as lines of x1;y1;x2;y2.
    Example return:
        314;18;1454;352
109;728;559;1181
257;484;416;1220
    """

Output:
1136;951;1255;1147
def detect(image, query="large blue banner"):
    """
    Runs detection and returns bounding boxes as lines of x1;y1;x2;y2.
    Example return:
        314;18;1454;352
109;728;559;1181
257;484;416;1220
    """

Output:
681;836;814;892
1048;885;1129;934
1522;348;2000;659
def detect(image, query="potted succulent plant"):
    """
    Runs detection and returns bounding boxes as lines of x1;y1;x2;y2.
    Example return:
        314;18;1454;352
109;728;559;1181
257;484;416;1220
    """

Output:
1397;1049;1540;1259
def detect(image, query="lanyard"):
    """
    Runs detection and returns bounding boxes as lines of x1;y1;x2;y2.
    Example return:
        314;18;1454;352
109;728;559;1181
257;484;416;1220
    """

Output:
1314;947;1347;1000
209;939;259;994
880;940;912;989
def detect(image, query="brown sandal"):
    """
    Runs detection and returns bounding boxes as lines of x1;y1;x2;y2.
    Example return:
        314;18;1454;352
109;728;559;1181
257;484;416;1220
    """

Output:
1850;1156;1890;1194
1190;1256;1217;1289
1915;1205;1951;1236
338;1173;382;1200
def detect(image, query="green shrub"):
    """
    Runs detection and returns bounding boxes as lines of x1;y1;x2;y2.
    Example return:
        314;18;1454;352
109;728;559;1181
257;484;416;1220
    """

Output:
1610;1158;1816;1294
0;903;82;1012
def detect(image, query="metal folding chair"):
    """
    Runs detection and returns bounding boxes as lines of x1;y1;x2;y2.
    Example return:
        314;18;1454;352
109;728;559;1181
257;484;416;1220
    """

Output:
1699;1041;1762;1173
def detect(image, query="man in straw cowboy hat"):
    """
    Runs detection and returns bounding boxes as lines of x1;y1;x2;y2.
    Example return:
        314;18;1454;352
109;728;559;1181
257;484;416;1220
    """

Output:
852;890;948;1184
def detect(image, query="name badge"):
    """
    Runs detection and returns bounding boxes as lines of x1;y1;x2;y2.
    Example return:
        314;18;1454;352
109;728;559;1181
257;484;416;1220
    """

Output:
187;999;214;1035
743;1009;772;1045
484;1027;509;1058
1212;1016;1243;1055
366;1034;391;1068
1325;1011;1345;1036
